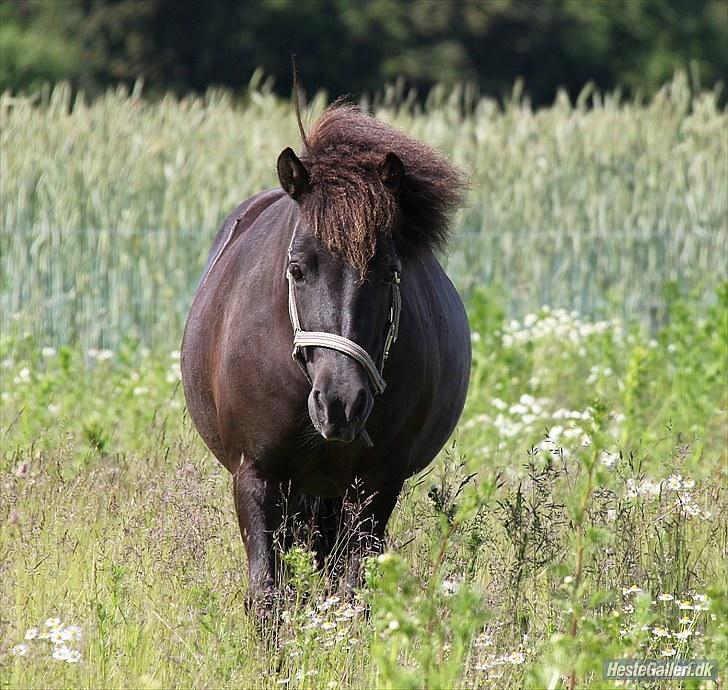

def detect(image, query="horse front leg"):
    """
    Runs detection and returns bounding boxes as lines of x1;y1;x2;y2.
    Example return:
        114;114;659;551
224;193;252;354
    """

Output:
232;459;284;614
339;477;403;596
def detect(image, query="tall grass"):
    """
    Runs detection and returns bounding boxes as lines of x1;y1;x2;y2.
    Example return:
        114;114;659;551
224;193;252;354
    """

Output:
1;73;726;347
1;288;725;688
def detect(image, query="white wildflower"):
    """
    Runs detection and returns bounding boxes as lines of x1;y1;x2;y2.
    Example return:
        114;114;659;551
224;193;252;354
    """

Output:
666;474;682;490
52;645;71;661
65;625;82;641
599;450;618;468
442;579;460;596
14;367;31;384
11;644;28;656
548;425;563;440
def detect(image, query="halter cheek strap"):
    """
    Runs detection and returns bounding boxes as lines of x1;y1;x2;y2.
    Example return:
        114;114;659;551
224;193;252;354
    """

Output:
286;223;401;398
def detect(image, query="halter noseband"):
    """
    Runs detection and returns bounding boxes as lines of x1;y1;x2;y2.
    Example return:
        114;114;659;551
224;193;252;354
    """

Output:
286;223;401;398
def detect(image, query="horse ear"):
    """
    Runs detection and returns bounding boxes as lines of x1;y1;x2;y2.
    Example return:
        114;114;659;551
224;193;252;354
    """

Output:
277;147;310;200
378;152;404;193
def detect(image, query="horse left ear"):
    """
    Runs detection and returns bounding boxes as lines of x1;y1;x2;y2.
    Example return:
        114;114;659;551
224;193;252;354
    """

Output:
378;152;404;193
277;147;310;200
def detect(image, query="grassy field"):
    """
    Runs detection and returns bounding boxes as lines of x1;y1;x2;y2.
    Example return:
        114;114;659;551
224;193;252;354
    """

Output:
1;75;727;689
1;286;726;689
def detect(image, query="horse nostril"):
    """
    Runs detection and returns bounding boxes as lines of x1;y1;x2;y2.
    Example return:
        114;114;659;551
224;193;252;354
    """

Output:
348;388;370;421
312;388;324;415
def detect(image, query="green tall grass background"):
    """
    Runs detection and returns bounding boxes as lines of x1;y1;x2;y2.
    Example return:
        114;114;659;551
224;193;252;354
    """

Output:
1;73;726;347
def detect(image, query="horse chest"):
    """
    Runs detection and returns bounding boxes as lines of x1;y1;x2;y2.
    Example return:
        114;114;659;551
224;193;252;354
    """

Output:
255;441;363;498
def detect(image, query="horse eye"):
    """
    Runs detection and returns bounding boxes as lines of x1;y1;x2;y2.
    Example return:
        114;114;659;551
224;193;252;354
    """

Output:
289;264;304;282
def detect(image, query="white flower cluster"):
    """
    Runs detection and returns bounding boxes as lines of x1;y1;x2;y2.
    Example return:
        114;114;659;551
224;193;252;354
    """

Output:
88;348;113;361
11;617;82;663
465;394;623;460
282;596;365;650
586;365;614;384
501;308;621;348
624;473;708;519
474;650;526;672
619;591;709;653
625;478;661;498
13;367;31;385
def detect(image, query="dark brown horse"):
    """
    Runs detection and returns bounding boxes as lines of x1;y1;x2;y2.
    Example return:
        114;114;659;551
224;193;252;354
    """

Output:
181;105;470;609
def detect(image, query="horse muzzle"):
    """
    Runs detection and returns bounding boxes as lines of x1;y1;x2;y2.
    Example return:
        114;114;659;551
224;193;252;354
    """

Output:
308;382;373;444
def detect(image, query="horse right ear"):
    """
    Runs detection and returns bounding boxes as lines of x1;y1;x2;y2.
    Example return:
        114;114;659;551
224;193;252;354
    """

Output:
277;147;310;200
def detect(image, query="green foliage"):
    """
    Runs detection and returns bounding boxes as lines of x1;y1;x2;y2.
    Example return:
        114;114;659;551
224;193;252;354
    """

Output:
368;552;486;690
2;0;726;105
0;4;81;93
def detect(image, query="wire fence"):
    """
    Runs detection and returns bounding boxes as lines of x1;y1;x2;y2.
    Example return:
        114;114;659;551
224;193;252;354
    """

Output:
2;226;726;349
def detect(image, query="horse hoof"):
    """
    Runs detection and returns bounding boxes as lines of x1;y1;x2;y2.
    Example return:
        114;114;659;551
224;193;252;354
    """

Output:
245;588;286;636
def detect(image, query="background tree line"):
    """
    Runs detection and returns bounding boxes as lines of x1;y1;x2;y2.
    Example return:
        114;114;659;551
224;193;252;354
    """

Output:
1;0;726;105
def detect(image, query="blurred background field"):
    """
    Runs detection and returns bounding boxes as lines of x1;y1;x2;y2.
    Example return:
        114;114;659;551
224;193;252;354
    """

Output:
1;1;727;688
1;74;726;348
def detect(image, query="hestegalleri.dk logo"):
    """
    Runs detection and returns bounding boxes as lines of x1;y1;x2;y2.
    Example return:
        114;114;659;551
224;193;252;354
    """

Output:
603;658;719;680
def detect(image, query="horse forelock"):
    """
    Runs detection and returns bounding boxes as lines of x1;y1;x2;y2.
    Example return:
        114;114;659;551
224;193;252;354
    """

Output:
298;104;468;272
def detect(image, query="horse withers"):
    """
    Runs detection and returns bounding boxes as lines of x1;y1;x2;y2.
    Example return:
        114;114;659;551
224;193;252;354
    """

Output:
181;105;470;610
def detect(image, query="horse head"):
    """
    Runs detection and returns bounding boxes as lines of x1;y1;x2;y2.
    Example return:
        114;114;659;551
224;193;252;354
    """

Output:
277;146;404;443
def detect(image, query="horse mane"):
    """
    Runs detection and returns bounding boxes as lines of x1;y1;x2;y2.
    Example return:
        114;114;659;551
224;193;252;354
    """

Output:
298;103;467;271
